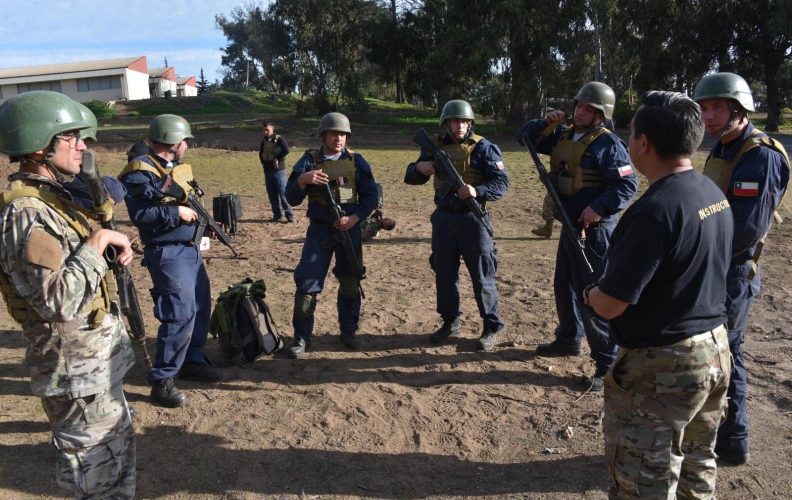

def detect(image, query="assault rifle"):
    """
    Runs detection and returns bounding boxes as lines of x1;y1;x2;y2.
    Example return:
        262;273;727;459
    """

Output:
158;176;240;258
316;182;367;299
81;151;153;369
520;133;594;274
412;128;493;237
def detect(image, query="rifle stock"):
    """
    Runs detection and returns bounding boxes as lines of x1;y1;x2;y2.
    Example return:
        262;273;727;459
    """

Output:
80;150;153;369
316;182;366;299
520;134;594;274
412;128;493;237
158;176;240;258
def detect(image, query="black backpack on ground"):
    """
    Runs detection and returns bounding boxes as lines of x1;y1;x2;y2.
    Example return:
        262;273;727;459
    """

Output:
209;278;283;364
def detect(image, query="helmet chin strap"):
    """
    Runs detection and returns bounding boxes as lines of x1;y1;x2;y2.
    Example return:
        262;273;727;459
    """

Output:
168;143;181;162
27;139;75;183
707;102;741;140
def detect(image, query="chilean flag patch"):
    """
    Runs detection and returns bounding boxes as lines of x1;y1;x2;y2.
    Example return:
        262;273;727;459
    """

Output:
617;165;633;177
734;181;759;196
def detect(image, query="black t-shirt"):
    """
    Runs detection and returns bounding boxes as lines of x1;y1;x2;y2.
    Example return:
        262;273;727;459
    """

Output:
598;169;734;348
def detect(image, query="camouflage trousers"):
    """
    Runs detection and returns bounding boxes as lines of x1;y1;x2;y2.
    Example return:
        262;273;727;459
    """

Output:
603;325;731;499
540;193;554;222
42;383;136;499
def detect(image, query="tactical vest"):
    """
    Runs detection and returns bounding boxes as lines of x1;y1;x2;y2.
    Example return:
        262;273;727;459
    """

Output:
118;155;197;204
703;130;790;195
261;135;281;162
0;179;115;326
431;134;485;196
704;130;790;278
306;149;358;205
543;122;608;196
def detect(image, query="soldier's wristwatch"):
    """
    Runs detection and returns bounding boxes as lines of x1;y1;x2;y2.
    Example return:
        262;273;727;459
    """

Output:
583;281;599;302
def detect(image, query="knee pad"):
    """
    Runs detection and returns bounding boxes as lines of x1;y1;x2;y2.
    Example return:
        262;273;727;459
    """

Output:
293;293;316;319
337;276;359;299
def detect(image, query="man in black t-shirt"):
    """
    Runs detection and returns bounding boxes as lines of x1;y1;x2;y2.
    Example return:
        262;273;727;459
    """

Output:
586;91;733;499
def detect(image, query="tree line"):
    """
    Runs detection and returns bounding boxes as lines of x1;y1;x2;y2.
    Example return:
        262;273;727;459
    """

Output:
215;0;792;130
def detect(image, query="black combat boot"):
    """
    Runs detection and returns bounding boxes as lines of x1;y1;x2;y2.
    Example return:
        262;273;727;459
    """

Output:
588;366;609;392
289;338;311;358
150;377;187;408
536;339;583;357
477;327;498;352
178;361;221;382
341;331;359;350
430;318;462;344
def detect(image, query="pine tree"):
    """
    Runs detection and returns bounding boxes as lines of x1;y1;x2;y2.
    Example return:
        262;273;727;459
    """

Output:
197;68;210;95
164;56;169;67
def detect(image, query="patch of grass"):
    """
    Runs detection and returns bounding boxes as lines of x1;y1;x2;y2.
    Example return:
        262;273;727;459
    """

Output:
85;100;118;118
376;114;437;127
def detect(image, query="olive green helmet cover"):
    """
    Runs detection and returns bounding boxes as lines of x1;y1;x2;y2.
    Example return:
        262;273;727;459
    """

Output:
75;102;98;142
148;114;194;145
0;91;92;156
439;100;475;127
693;72;755;112
574;82;616;120
318;112;352;135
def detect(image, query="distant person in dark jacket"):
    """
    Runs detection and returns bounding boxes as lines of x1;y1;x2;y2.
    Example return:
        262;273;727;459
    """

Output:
259;120;293;222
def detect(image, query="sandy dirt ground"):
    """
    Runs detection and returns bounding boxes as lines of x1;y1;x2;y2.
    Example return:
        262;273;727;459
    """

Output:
0;127;790;499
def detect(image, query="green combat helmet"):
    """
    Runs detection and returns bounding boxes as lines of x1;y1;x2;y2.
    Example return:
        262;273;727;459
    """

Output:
574;82;616;120
149;114;194;145
693;72;755;112
75;102;98;142
0;90;91;157
440;100;475;127
318;112;352;136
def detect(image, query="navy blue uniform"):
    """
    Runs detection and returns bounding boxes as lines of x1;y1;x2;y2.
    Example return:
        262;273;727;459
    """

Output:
518;120;638;371
120;154;213;382
711;123;790;457
405;133;509;332
259;135;292;220
285;147;378;341
62;174;127;210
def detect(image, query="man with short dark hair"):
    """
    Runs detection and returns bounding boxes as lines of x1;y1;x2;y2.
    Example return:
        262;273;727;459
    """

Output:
285;112;378;357
517;82;638;389
405;99;509;351
259;120;293;222
119;114;220;407
587;91;733;499
693;72;790;465
0;91;137;499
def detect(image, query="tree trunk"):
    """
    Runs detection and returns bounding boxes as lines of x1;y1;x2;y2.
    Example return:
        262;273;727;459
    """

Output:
765;66;781;132
391;0;404;103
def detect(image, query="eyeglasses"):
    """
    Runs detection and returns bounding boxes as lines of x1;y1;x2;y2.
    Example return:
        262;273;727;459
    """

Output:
55;132;83;149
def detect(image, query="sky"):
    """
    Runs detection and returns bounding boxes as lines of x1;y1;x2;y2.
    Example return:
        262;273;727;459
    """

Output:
1;0;250;83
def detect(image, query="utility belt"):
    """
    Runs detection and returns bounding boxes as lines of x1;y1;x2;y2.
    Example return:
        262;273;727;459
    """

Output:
145;241;197;249
436;205;472;214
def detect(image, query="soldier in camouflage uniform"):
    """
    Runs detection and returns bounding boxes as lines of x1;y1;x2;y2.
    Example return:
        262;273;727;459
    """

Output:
0;91;136;499
586;91;732;499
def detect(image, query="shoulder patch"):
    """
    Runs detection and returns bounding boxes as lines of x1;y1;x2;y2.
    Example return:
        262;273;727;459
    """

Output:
23;229;63;270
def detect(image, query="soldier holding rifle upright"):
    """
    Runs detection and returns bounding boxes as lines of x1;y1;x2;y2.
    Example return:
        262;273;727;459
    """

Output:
119;114;221;408
517;82;637;390
0;91;136;499
405;99;509;352
285;112;378;358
